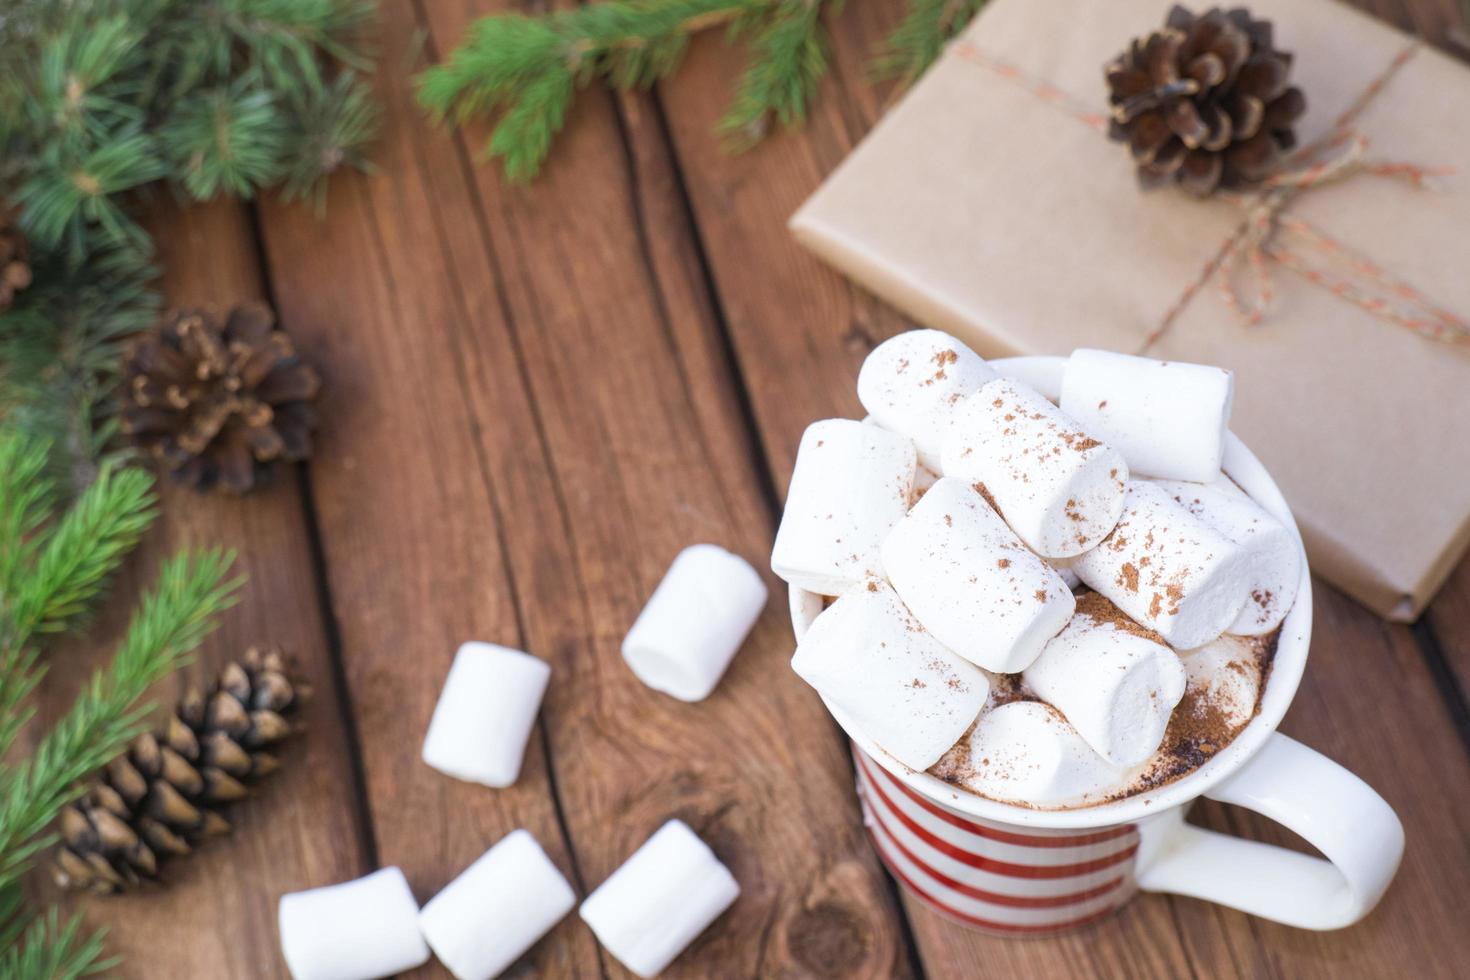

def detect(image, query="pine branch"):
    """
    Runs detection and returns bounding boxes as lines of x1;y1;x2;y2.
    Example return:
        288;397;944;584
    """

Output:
8;463;157;642
0;242;158;493
0;907;115;980
720;0;834;146
873;0;987;84
0;547;240;898
418;0;764;181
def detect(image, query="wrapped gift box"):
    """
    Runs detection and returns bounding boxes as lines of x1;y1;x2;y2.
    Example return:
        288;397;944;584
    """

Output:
791;0;1470;620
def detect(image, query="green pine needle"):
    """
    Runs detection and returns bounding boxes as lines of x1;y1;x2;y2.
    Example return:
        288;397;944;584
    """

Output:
0;906;115;980
719;0;833;146
418;0;757;181
419;0;989;181
163;76;290;201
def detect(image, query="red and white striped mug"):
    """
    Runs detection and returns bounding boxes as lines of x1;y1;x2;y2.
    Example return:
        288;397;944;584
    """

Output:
788;356;1404;935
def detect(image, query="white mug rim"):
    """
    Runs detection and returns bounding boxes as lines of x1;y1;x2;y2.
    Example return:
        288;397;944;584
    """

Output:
787;354;1312;830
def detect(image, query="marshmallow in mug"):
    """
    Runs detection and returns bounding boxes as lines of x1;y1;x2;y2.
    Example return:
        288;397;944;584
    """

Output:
1060;348;1234;484
791;578;989;771
278;867;429;980
954;702;1128;808
882;477;1074;674
422;642;551;788
771;419;916;595
622;544;768;701
941;378;1128;558
419;830;576;980
1072;481;1251;650
1180;635;1264;729
857;329;999;471
1023;593;1187;767
1153;476;1301;635
580;820;739;978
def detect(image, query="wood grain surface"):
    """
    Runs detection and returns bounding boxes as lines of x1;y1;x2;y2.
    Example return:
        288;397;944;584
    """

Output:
24;0;1470;977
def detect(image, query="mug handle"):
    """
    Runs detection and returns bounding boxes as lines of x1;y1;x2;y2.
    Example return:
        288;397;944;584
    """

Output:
1134;732;1403;929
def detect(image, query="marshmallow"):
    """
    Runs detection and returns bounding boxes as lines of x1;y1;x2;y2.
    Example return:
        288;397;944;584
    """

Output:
278;867;429;980
422;642;551;788
580;820;739;978
941;379;1128;558
1153;477;1301;635
956;702;1129;808
1060;348;1234;483
771;419;916;595
791;579;988;770
857;329;999;470
622;544;768;701
1072;481;1251;649
1023;593;1187;767
419;830;576;980
1180;634;1263;729
882;477;1074;673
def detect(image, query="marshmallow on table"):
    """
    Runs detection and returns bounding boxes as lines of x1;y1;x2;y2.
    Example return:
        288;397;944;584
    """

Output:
882;477;1074;674
1023;592;1187;767
1073;481;1251;650
622;544;768;701
419;830;576;980
278;867;429;980
580;820;739;978
792;579;989;770
1153;476;1301;635
1180;634;1264;729
422;642;551;788
771;419;916;595
857;329;999;471
941;378;1128;558
1060;348;1234;483
956;702;1128;808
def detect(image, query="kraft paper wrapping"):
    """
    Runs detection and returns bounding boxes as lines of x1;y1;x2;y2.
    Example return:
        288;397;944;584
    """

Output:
791;0;1470;621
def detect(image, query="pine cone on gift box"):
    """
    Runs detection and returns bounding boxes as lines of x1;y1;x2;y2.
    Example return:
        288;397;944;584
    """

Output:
0;211;32;311
1106;5;1306;196
121;302;321;494
52;647;309;894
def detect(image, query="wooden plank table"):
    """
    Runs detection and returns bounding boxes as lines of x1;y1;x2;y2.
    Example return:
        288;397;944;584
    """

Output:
31;0;1470;976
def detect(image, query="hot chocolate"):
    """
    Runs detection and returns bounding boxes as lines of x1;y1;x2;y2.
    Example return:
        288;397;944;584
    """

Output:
775;332;1301;811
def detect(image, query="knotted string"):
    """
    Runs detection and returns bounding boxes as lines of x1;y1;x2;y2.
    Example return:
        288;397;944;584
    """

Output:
948;40;1470;350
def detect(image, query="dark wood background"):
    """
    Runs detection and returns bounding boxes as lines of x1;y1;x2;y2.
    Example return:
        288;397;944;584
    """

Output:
28;0;1470;976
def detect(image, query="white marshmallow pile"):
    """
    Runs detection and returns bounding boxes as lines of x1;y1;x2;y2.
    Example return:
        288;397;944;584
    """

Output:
777;331;1300;808
418;830;576;980
580;820;741;979
279;867;430;980
622;544;768;701
422;642;552;788
772;419;916;594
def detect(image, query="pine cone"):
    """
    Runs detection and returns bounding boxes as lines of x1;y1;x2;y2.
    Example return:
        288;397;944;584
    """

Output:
0;211;32;311
1106;5;1306;196
52;647;309;894
120;302;321;494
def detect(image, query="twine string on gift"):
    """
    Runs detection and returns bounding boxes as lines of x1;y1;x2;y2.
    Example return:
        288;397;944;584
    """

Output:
949;39;1470;350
